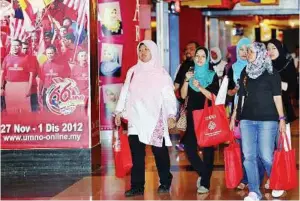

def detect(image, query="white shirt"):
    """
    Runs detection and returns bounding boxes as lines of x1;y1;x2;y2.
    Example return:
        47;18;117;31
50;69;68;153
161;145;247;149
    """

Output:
115;67;177;146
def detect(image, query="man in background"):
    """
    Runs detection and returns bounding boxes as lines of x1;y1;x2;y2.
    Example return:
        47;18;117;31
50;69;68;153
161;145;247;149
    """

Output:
173;41;199;151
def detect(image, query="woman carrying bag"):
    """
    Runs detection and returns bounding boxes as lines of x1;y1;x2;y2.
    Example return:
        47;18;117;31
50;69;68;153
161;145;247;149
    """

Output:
114;40;177;197
266;38;297;198
230;42;286;201
181;47;219;194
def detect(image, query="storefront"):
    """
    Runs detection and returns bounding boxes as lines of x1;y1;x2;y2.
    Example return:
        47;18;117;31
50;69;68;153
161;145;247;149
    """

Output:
201;0;299;59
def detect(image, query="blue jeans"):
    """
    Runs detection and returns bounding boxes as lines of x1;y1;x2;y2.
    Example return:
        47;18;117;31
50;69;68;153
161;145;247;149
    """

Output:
240;120;278;199
236;138;265;185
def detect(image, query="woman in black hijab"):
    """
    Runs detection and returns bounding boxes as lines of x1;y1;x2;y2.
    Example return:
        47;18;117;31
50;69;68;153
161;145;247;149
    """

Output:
266;39;297;198
267;39;297;124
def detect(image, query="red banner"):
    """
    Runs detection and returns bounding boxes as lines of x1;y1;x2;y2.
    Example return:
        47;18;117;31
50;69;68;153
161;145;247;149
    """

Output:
98;0;142;130
1;0;91;149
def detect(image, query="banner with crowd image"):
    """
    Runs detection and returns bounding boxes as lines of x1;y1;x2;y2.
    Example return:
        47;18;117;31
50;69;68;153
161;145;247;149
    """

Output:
98;0;141;130
0;0;91;149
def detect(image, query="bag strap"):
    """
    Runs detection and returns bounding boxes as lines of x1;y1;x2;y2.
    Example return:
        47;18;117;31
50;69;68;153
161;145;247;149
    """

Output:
204;93;216;110
277;58;292;73
278;132;292;151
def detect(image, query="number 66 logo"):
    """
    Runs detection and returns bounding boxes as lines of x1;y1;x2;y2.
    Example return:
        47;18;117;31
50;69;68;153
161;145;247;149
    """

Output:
46;78;85;115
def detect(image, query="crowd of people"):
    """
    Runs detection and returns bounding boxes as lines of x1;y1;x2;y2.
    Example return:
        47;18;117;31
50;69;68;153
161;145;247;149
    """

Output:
114;38;298;201
0;14;89;113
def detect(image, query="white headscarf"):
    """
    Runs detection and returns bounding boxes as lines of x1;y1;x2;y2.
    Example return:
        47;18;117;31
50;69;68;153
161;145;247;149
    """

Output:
126;40;174;144
210;47;222;64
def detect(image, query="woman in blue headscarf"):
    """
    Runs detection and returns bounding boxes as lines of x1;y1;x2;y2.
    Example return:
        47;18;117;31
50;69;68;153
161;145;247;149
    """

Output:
181;47;219;194
227;37;251;98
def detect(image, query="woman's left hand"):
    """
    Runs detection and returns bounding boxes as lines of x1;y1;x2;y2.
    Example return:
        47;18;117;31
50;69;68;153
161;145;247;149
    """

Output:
279;119;286;134
167;118;176;129
193;79;200;88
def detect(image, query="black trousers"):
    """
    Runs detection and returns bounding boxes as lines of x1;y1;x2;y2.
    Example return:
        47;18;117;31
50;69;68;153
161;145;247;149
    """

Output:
128;135;173;189
182;112;215;189
30;93;39;112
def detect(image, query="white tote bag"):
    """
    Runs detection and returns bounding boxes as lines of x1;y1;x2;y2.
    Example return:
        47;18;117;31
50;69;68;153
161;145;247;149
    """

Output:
215;75;229;105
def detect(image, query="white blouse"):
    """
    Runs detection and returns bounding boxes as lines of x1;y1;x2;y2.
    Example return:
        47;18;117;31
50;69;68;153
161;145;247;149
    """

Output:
115;67;177;146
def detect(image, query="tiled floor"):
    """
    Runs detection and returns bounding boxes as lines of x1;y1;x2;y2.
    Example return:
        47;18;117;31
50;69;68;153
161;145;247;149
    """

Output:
2;112;299;200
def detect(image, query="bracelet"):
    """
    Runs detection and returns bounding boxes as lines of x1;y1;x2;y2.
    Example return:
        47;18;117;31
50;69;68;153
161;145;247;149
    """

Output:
278;116;286;120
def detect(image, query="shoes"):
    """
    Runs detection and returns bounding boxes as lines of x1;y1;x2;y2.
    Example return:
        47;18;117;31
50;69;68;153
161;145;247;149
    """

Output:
237;183;247;190
272;190;286;198
197;186;209;194
157;185;170;193
175;143;185;151
125;188;144;197
264;179;270;189
196;177;201;189
244;192;260;201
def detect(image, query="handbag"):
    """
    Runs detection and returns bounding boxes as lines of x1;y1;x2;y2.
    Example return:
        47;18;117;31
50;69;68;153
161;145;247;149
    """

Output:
176;97;188;131
269;132;298;190
224;133;243;188
233;122;241;139
192;95;231;147
113;126;133;178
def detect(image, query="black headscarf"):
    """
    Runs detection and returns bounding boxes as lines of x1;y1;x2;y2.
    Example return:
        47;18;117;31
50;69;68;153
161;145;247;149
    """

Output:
267;39;288;71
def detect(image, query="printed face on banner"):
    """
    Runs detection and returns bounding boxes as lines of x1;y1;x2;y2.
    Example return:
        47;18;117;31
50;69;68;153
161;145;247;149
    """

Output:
98;2;123;36
0;0;91;149
102;83;122;120
99;43;123;77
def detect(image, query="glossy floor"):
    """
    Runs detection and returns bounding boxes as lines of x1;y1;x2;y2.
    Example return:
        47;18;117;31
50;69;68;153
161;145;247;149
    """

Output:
2;119;299;200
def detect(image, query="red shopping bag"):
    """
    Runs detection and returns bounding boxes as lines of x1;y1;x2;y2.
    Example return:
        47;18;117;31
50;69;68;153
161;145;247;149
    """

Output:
224;133;243;188
113;127;133;178
269;133;298;190
192;95;231;147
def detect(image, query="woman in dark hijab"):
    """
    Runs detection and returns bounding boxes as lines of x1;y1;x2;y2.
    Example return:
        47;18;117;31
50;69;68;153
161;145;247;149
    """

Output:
267;39;297;124
266;39;297;198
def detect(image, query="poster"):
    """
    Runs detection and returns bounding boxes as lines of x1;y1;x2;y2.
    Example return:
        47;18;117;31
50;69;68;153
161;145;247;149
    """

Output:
98;0;141;130
0;0;90;149
102;83;122;126
99;43;123;77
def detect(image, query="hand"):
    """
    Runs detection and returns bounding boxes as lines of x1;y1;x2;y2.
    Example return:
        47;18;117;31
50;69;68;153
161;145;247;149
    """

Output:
68;61;76;69
115;113;122;127
167;118;176;129
279;119;286;134
229;117;235;131
192;79;200;88
25;90;31;97
0;89;4;96
228;87;238;96
185;71;194;81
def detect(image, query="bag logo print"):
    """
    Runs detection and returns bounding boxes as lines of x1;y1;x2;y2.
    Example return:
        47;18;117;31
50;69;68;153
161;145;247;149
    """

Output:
208;121;216;131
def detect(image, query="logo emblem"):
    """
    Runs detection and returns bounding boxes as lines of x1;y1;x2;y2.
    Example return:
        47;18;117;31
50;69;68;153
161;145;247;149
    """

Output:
46;78;85;115
208;121;216;131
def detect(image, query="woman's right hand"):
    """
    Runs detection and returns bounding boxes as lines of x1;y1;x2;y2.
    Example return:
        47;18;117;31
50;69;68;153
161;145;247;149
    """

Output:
115;113;121;126
185;71;194;81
